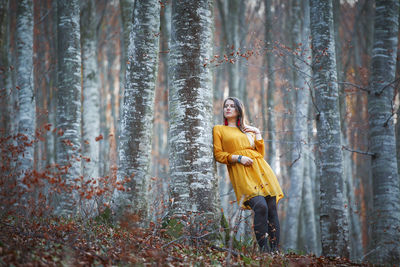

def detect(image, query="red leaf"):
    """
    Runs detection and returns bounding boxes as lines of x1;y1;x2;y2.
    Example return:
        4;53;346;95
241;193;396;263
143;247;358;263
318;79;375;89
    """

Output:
44;123;52;131
95;134;103;141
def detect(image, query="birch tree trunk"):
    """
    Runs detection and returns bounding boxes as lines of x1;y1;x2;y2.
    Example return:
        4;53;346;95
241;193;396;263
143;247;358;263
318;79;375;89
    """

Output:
0;0;13;206
367;0;400;264
45;0;58;170
16;0;34;209
55;0;82;216
333;0;363;260
216;0;240;98
80;0;100;216
168;0;220;228
301;161;319;254
284;0;311;250
310;0;349;258
119;0;135;80
114;0;160;225
118;0;134;144
0;0;10;139
263;0;277;169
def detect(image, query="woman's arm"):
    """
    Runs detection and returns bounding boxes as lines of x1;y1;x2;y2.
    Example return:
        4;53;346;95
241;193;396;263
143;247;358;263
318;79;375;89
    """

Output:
213;126;233;164
213;126;255;165
243;125;265;156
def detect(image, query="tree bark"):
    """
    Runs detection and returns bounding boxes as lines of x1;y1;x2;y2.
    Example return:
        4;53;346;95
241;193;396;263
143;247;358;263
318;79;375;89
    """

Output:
16;0;35;209
0;0;10;140
80;0;100;216
114;0;160;225
367;0;400;264
168;0;220;228
55;0;82;216
310;0;349;258
263;0;277;169
284;0;312;251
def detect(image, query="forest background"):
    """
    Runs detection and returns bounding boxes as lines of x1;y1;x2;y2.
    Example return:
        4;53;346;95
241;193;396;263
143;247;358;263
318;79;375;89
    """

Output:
1;0;400;266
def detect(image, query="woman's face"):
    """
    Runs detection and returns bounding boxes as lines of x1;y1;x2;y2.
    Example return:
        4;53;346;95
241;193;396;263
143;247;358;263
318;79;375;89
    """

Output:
224;99;238;119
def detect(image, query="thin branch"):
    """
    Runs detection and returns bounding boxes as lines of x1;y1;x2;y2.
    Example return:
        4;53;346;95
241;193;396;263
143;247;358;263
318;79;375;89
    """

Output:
383;100;396;127
376;77;400;96
160;231;216;249
210;245;240;257
342;146;375;156
288;147;301;168
306;79;320;119
338;81;370;93
161;235;187;248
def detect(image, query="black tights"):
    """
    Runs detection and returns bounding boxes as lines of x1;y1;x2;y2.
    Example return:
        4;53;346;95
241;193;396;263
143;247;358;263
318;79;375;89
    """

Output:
247;195;280;252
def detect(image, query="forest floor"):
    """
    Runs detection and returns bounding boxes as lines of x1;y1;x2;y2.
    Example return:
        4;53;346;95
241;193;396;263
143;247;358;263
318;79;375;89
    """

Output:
0;213;372;266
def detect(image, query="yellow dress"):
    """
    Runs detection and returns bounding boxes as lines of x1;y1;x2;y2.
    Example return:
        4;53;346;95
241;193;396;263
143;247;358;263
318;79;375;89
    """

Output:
213;125;284;209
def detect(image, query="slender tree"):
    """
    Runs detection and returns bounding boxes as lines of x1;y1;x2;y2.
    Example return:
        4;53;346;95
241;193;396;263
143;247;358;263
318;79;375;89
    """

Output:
310;0;349;258
80;0;100;216
333;0;363;260
367;0;400;264
262;0;277;168
0;0;9;139
114;0;160;225
15;0;34;209
168;0;220;228
284;0;313;251
55;0;82;216
118;0;135;138
216;0;241;98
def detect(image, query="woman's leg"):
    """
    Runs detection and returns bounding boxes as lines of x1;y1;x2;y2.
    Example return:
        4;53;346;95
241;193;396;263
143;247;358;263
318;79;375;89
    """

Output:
265;196;280;252
247;196;269;251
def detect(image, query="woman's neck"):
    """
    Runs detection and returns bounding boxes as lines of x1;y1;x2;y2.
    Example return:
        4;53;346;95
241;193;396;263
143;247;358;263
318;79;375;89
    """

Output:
226;118;237;127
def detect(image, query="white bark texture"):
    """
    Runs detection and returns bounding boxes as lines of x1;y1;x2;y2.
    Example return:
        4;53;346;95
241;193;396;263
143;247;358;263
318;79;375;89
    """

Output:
367;0;400;264
263;0;277;169
118;0;135;131
302;162;319;254
285;0;312;250
310;0;349;258
81;0;100;216
15;0;35;204
55;0;82;216
114;0;160;224
217;0;240;98
0;0;9;139
168;0;220;225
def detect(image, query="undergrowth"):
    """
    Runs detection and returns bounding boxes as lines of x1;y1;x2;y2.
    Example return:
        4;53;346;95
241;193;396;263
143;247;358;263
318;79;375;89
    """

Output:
0;213;370;266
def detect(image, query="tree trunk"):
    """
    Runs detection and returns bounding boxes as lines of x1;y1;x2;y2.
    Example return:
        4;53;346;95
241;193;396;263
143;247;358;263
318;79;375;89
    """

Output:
263;0;277;169
367;0;400;264
284;0;311;250
168;0;220;229
80;0;100;216
333;0;363;260
301;160;319;254
310;0;349;258
216;0;241;98
0;0;10;139
114;0;160;225
16;0;35;210
55;0;82;216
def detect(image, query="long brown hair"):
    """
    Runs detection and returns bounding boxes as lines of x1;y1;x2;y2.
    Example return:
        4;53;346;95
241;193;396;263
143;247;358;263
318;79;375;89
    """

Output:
223;97;247;131
223;97;255;147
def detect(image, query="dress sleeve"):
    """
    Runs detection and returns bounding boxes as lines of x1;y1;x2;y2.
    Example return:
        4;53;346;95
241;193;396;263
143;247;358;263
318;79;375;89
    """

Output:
213;126;232;164
255;138;265;157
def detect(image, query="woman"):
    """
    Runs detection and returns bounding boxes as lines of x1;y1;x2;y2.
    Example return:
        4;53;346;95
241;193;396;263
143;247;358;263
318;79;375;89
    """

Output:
213;97;284;253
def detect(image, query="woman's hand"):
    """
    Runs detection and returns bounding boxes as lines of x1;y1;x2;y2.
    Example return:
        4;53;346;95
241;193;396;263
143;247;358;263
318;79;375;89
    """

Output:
243;125;260;135
240;156;253;166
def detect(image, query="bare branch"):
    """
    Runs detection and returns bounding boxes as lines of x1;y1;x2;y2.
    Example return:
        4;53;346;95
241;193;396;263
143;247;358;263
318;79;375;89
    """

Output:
376;77;400;96
338;81;370;93
342;146;375;156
